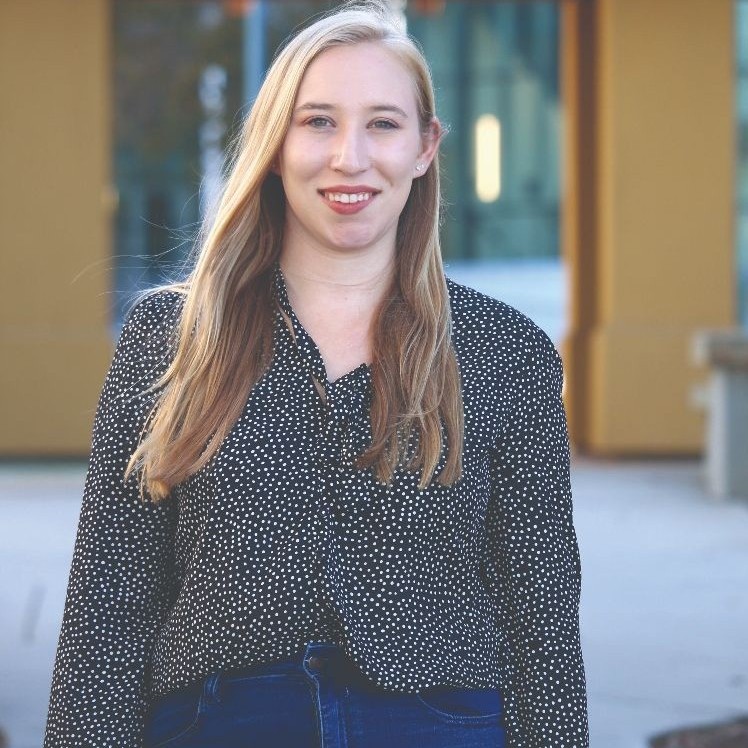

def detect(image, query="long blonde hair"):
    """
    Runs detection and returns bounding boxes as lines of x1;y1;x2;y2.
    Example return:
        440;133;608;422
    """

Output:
127;0;463;501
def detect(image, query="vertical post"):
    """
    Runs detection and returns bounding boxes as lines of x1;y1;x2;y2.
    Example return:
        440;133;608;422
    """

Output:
243;0;267;107
455;3;473;258
559;0;598;448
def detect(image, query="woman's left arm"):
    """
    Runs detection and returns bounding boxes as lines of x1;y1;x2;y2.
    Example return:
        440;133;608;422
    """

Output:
486;325;589;748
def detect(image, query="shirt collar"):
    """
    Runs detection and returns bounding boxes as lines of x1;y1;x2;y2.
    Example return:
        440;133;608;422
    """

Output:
272;259;372;397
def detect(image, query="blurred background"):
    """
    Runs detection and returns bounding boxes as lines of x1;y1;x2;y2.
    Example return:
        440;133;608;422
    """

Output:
1;1;747;747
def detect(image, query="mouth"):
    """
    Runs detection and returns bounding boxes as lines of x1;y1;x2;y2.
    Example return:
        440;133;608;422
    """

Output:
321;191;375;205
318;186;381;214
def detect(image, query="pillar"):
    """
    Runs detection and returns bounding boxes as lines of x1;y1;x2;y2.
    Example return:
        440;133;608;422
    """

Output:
561;0;735;454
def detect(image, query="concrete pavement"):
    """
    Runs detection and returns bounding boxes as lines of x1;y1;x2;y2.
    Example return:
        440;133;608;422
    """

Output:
573;459;748;747
1;457;746;748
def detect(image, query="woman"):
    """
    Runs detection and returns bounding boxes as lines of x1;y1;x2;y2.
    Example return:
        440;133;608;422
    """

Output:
44;1;588;746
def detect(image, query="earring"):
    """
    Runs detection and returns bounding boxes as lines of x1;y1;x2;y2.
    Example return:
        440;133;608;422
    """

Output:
415;163;423;172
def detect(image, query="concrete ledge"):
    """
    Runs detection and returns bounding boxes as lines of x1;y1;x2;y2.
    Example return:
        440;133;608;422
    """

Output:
692;329;748;500
693;329;748;370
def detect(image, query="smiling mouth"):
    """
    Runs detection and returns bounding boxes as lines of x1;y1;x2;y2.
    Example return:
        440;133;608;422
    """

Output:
321;191;375;204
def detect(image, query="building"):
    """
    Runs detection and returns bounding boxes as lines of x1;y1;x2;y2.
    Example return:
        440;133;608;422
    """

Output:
0;0;740;458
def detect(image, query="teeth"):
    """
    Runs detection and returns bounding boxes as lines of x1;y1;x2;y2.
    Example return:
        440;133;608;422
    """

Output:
325;192;372;204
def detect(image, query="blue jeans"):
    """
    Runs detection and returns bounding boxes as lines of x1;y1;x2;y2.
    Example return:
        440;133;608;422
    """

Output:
143;641;506;747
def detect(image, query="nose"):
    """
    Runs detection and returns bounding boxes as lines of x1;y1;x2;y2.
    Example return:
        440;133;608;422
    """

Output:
330;125;369;174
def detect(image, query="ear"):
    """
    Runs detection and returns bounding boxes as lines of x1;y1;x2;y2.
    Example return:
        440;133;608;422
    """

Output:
414;117;442;178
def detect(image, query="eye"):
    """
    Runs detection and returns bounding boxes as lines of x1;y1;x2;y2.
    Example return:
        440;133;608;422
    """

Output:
305;116;333;128
370;119;399;130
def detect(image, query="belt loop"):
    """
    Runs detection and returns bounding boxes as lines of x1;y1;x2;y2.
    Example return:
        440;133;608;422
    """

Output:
200;671;223;710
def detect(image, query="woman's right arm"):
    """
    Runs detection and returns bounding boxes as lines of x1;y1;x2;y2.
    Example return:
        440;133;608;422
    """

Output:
43;292;182;748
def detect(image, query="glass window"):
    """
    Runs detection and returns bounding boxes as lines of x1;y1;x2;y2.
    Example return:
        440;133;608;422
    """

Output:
406;1;564;341
114;1;242;326
113;0;564;340
112;0;336;327
406;1;560;262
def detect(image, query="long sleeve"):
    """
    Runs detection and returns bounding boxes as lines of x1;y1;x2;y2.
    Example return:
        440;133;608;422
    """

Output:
485;325;589;748
43;293;182;748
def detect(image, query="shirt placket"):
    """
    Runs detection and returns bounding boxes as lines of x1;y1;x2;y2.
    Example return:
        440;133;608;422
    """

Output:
272;262;373;520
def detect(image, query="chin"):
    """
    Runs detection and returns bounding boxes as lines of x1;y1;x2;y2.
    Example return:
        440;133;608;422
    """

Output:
327;231;379;251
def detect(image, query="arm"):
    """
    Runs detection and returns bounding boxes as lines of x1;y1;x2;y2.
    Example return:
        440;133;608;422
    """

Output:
43;293;181;748
486;326;589;748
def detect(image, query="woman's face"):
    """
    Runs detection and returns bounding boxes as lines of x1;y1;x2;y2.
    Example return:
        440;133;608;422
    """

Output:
277;42;439;260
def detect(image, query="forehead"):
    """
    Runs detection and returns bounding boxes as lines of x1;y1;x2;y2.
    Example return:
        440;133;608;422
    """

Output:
296;42;419;112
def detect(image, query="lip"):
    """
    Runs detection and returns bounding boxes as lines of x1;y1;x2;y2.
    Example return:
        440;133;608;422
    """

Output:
318;185;380;215
319;185;380;194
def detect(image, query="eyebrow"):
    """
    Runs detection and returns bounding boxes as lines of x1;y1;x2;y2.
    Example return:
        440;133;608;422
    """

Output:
294;102;409;118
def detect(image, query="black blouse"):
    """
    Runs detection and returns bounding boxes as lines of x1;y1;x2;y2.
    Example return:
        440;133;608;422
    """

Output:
44;260;588;747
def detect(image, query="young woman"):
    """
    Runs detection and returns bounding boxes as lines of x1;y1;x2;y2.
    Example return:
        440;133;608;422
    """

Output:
44;2;588;746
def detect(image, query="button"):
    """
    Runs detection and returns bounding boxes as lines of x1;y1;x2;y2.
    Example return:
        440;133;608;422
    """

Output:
306;655;326;673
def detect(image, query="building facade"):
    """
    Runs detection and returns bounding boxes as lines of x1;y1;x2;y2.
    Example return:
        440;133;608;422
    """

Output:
0;0;739;457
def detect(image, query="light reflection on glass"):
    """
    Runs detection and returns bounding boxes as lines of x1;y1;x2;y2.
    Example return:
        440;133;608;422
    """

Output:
474;113;501;203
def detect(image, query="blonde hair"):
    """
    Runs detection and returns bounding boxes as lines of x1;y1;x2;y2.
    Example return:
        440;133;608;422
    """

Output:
127;0;463;500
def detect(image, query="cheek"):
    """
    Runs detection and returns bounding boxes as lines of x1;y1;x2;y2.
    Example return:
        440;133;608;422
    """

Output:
388;159;417;192
279;139;322;183
381;142;421;182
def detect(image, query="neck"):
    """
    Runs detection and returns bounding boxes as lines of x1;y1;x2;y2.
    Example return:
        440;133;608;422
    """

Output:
278;246;396;313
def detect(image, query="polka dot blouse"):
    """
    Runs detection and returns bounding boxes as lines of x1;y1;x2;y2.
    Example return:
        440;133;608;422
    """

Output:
44;260;588;747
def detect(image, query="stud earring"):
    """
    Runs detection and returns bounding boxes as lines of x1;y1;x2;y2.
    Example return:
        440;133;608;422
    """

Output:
415;163;423;172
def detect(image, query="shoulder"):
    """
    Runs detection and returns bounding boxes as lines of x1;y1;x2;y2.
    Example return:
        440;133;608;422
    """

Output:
122;287;186;334
118;288;186;353
105;288;187;396
445;275;532;329
445;275;559;371
444;275;565;415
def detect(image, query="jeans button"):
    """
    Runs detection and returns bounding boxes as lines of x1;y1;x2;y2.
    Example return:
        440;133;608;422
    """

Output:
306;655;325;673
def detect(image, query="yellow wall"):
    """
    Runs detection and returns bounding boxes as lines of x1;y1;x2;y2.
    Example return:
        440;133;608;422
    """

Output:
0;0;113;454
563;0;735;454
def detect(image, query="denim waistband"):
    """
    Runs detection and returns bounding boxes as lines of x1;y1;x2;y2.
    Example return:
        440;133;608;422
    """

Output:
149;641;377;711
219;641;377;690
